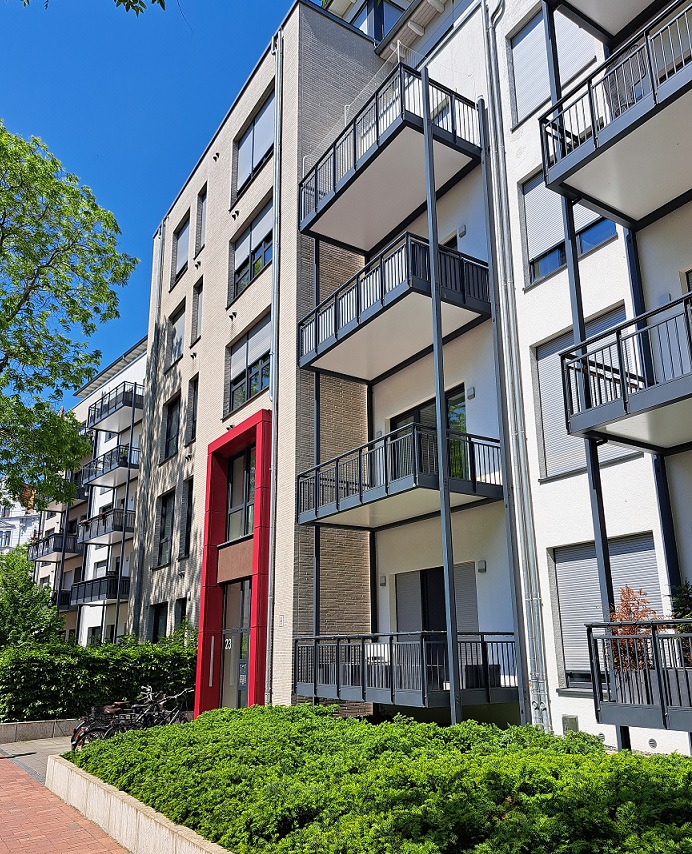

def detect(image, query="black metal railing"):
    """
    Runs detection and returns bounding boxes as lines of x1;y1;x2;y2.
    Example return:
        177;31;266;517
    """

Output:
561;292;692;421
70;575;131;606
295;632;517;705
82;445;140;485
50;589;75;610
299;64;479;223
298;233;489;359
87;381;145;429
589;620;692;727
541;0;692;173
297;424;502;517
77;509;135;544
27;533;82;562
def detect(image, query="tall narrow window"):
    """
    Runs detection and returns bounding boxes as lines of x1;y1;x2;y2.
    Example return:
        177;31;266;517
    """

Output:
226;315;271;414
168;305;185;367
186;376;198;444
191;280;203;343
180;478;193;559
195;187;207;255
231;201;273;301
157;492;175;566
226;446;256;542
163;395;181;460
172;215;190;285
151;602;168;642
236;92;275;193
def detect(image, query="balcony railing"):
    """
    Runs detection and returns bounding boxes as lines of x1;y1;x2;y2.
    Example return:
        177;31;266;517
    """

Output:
295;632;518;707
298;234;490;363
541;0;692;174
70;575;130;606
86;381;144;429
299;64;479;224
589;620;692;730
561;293;692;429
82;445;140;486
50;589;77;610
27;533;82;562
297;424;502;520
77;509;135;544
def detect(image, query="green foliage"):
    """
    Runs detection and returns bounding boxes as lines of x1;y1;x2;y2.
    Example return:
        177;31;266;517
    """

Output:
68;705;692;853
0;632;197;721
0;121;137;507
671;582;692;620
22;0;165;13
0;544;63;648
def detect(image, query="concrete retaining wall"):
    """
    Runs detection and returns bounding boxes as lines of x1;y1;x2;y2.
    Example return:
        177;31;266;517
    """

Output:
0;719;78;743
46;755;229;854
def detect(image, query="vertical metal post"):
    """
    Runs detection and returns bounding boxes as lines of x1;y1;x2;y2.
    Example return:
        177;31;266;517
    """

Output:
421;66;462;725
313;238;321;639
114;396;137;643
55;475;72;615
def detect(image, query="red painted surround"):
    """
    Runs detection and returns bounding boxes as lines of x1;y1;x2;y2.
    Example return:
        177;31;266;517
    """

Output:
194;409;272;716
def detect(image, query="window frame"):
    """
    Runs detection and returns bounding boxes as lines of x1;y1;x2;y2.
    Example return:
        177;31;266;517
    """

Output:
225;445;256;544
186;375;199;445
172;214;190;287
191;280;203;344
163;395;181;461
167;304;186;369
156;492;176;568
226;316;271;415
230;204;273;303
195;187;207;257
528;217;617;286
236;92;275;198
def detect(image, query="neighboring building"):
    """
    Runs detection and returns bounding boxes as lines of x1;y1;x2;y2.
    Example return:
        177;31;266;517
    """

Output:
30;339;146;643
0;500;39;555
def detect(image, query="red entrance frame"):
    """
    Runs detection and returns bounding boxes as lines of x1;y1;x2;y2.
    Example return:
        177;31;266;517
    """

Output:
194;408;272;716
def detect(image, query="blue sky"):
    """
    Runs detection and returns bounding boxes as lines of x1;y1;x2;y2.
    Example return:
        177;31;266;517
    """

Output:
3;0;296;401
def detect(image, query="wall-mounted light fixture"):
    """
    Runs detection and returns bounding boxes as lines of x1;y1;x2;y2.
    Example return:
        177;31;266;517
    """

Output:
476;560;487;573
467;386;475;400
379;575;387;587
229;311;237;321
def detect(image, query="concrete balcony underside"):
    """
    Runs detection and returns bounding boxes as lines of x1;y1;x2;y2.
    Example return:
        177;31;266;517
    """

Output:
299;65;480;254
298;235;491;381
541;0;692;227
82;446;140;489
548;0;664;40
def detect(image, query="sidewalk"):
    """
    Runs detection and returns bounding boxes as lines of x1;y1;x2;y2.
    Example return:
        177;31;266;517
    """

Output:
0;741;128;854
0;735;72;783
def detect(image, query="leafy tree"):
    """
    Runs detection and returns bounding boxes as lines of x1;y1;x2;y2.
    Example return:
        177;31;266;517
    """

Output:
22;0;165;12
0;545;63;648
0;121;137;507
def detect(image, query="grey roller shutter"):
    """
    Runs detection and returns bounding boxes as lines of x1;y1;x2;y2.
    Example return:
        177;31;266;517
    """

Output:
252;93;274;169
247;315;271;365
536;306;628;477
555;533;661;673
396;571;422;632
555;11;597;85
454;563;479;633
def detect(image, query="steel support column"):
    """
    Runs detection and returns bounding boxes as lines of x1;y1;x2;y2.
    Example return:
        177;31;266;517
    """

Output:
313;238;321;639
113;391;137;642
421;66;462;724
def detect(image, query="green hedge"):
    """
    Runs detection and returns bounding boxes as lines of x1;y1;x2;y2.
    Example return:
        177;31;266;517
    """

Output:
68;705;692;853
0;635;196;721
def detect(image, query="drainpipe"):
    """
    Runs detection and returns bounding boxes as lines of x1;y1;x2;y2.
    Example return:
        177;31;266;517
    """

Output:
481;0;552;730
131;220;166;637
265;27;283;706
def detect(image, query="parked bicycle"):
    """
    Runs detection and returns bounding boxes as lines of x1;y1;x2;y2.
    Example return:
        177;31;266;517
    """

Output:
71;685;194;750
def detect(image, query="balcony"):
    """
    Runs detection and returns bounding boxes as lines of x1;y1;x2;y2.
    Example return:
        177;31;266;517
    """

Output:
70;575;130;606
27;533;82;563
561;293;692;450
297;424;503;529
50;589;77;611
82;445;140;489
299;64;480;253
589;620;692;730
295;632;518;708
298;234;491;381
44;478;89;513
546;0;664;40
77;509;135;546
86;381;144;432
540;0;692;228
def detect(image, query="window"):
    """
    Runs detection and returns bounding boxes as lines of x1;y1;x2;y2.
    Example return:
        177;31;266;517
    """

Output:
523;173;616;285
175;597;187;627
395;564;478;633
167;305;185;367
0;531;11;548
0;506;10;518
510;11;595;123
226;446;256;542
535;307;630;478
163;395;181;460
231;201;273;301
172;215;190;285
180;478;194;559
685;269;692;292
237;93;274;193
186;376;199;444
151;602;168;643
195;187;207;255
226;315;271;414
156;492;175;567
553;534;662;688
351;0;403;41
191;280;203;343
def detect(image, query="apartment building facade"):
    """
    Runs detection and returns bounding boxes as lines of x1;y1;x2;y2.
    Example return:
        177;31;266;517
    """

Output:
30;339;146;644
0;500;39;556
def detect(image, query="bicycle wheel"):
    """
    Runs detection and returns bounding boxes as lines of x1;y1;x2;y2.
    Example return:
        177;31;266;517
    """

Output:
72;724;110;751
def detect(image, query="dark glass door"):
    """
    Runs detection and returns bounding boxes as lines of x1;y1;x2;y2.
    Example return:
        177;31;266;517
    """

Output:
221;578;252;709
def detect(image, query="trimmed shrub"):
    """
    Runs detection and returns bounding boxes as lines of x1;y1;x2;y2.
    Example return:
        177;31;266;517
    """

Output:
68;705;692;853
0;631;196;721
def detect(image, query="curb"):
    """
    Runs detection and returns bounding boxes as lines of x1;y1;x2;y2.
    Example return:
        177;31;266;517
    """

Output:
46;755;230;854
0;719;79;743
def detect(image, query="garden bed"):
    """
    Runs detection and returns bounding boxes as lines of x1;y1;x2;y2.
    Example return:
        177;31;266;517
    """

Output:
67;704;692;853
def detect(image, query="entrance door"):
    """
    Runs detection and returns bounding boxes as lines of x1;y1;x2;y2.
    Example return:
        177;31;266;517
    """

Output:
221;578;251;709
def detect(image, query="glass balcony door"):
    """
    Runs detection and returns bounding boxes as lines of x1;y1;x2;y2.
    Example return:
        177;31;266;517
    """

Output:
221;579;252;709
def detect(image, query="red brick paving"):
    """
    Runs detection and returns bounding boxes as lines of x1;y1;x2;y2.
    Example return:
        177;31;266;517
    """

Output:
0;757;128;853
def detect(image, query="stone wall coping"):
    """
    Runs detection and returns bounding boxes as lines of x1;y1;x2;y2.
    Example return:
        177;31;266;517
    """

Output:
0;718;79;743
